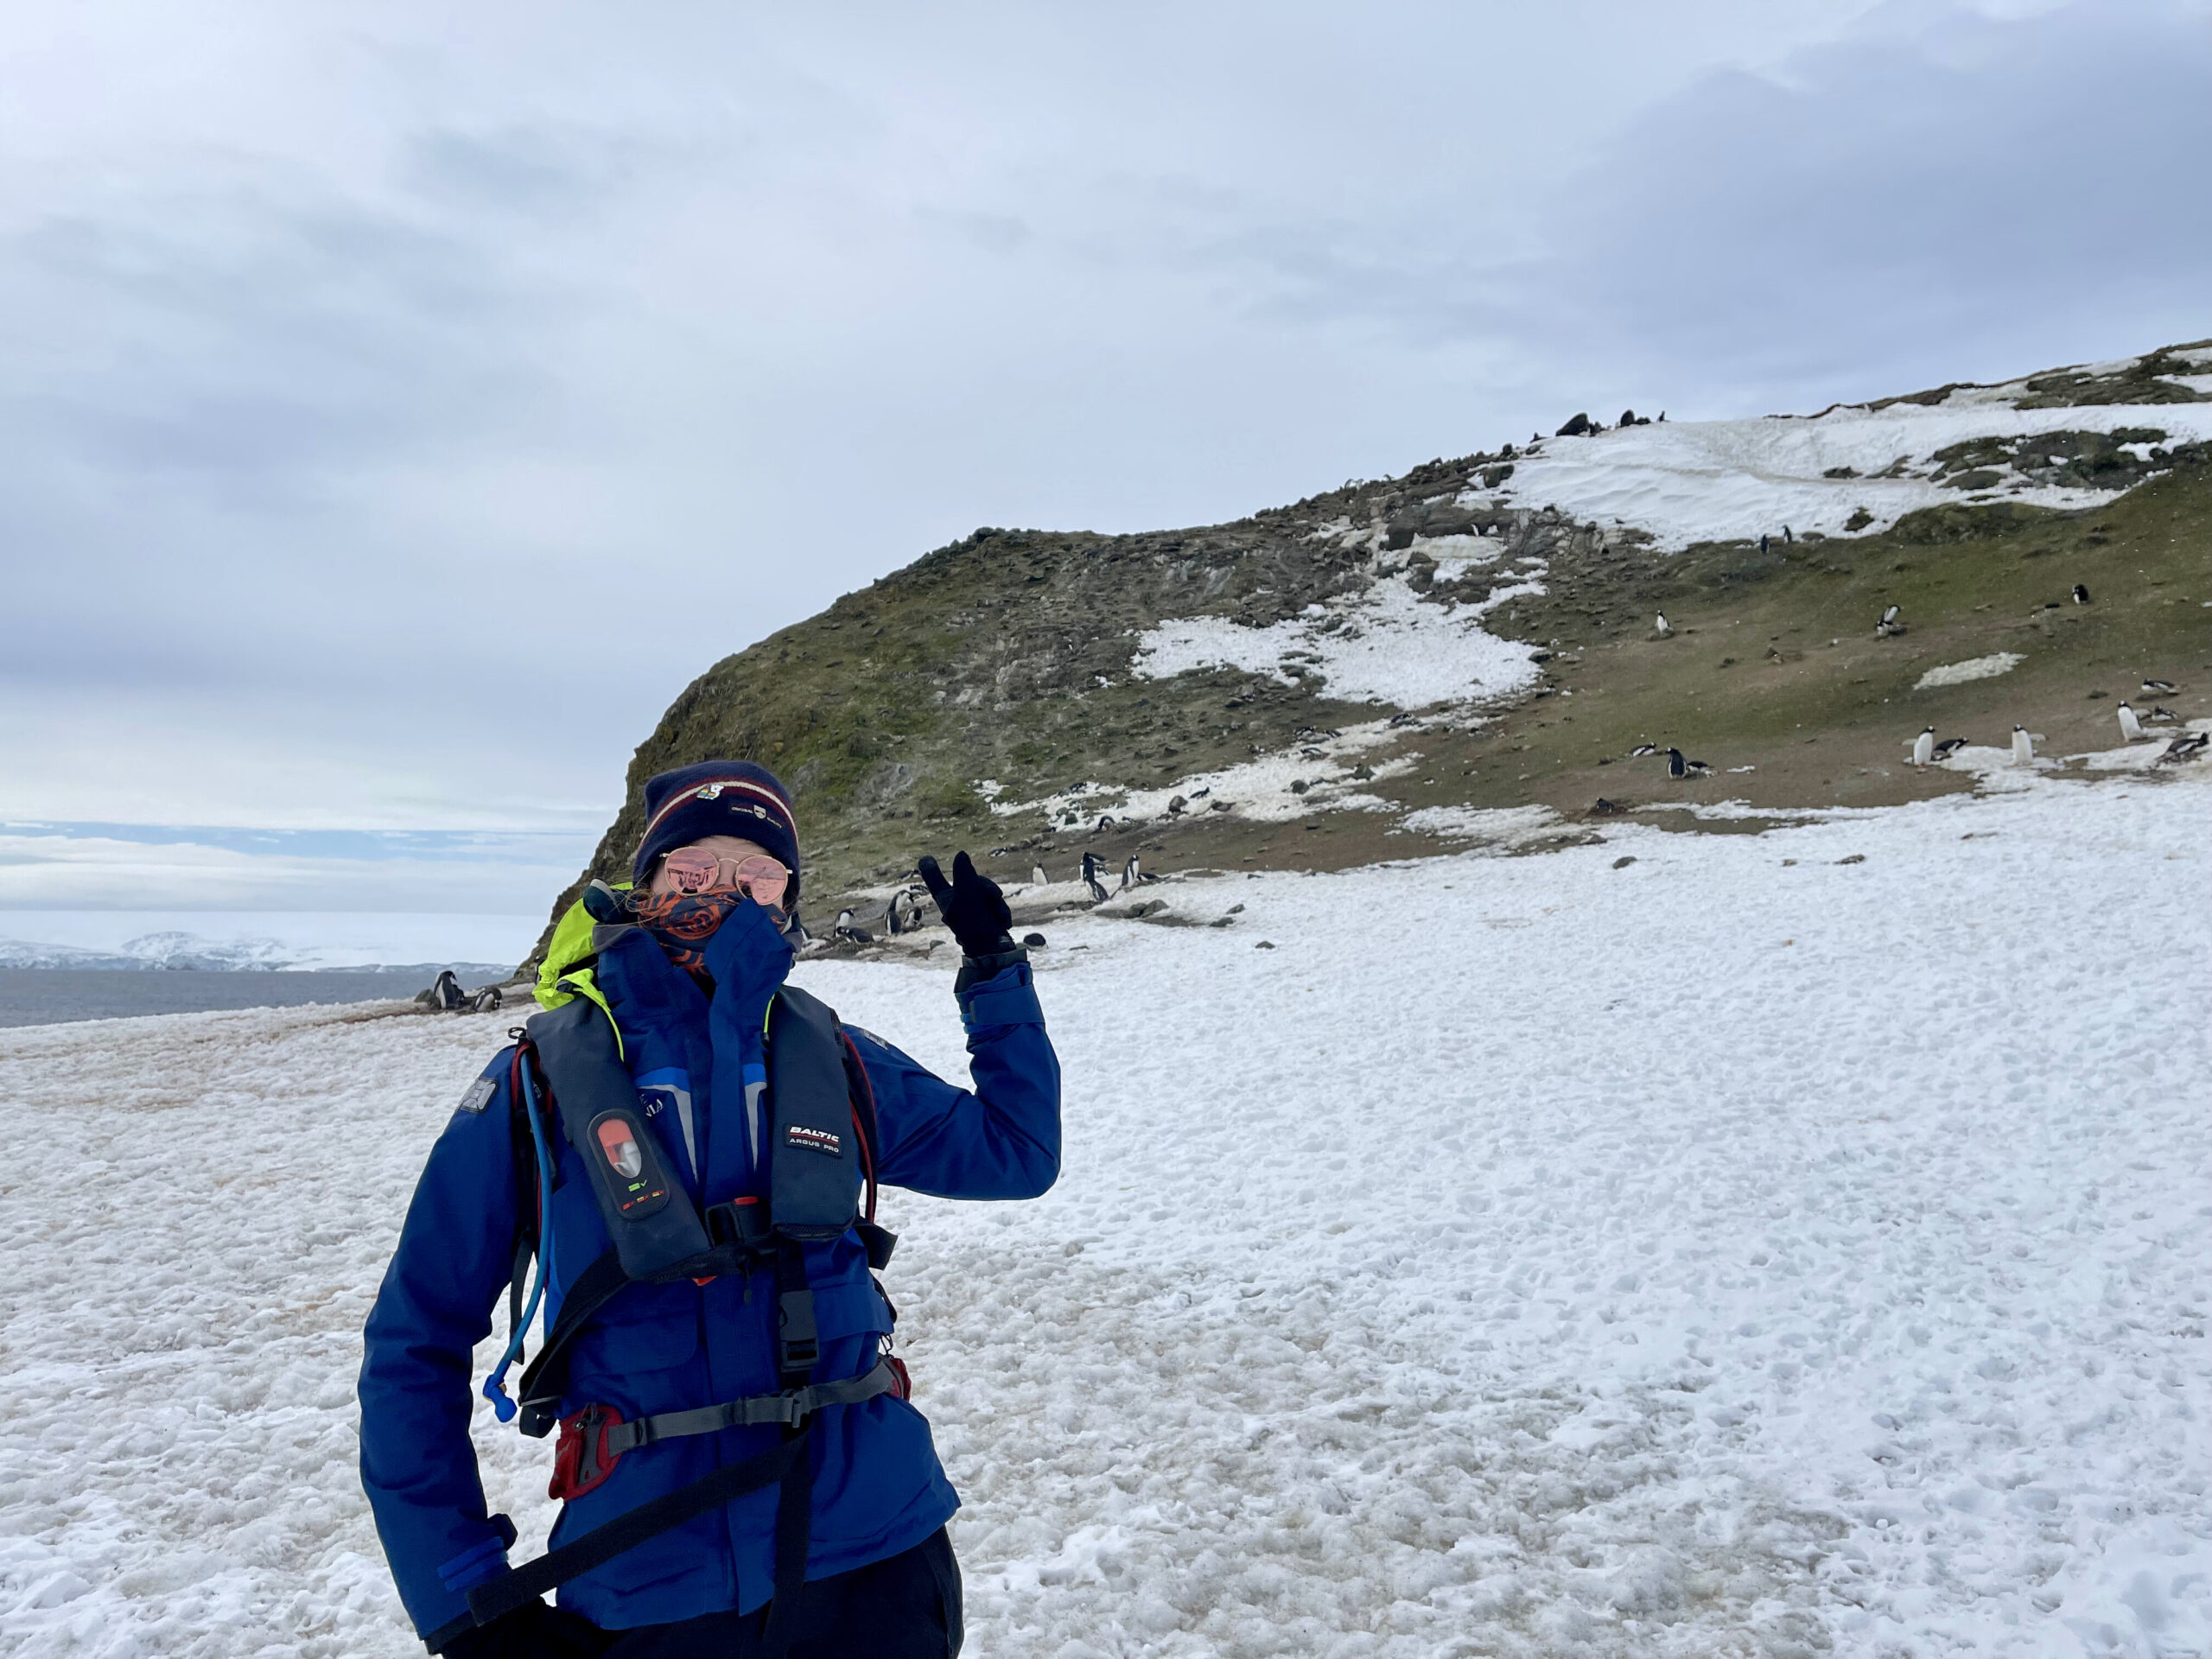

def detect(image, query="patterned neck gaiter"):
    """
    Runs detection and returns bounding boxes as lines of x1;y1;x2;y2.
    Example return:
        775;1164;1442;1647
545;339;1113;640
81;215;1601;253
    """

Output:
626;888;766;981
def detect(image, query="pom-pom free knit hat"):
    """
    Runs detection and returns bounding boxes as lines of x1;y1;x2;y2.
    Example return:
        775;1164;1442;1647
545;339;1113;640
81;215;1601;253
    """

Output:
632;761;801;907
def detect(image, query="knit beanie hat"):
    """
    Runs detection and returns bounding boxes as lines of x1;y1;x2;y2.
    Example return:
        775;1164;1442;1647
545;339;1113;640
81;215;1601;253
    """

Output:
631;760;802;907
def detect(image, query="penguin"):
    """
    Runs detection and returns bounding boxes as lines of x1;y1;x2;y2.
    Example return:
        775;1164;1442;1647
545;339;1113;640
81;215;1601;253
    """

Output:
1032;864;1049;887
1654;613;1672;638
2142;678;2178;696
1685;758;1712;779
1080;852;1109;903
2072;584;2091;605
1629;742;1658;758
2147;705;2179;724
1191;786;1211;798
1881;603;1901;626
1912;727;1934;766
2158;732;2209;764
1666;747;1688;779
2012;725;2034;766
1932;737;1968;760
2117;702;2143;741
1120;855;1147;892
1095;814;1116;832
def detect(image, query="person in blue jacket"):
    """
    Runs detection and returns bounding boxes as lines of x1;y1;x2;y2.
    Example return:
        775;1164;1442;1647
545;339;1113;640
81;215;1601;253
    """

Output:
359;761;1061;1658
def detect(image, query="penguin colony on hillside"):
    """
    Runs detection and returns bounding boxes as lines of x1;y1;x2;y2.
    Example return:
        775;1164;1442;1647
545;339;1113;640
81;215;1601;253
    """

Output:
1622;665;2201;779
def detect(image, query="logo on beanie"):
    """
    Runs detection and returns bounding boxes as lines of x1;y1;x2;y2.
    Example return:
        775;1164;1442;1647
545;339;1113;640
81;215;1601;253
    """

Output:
693;785;773;820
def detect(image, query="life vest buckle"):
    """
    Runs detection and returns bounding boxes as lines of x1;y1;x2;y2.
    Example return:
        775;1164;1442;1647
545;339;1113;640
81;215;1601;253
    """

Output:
548;1402;626;1503
705;1195;772;1249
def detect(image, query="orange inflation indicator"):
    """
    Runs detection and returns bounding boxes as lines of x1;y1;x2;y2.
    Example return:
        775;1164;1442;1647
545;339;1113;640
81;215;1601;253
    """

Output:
595;1120;645;1180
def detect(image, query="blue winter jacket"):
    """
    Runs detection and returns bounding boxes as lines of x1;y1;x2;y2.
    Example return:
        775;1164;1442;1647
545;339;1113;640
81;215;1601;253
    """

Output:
359;902;1059;1648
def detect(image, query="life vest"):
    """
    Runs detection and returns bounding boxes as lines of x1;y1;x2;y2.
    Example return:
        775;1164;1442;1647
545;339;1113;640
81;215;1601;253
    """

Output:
464;920;907;1654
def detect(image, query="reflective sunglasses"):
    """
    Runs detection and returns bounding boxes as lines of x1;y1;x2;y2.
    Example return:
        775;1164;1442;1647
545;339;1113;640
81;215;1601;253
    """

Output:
658;849;791;908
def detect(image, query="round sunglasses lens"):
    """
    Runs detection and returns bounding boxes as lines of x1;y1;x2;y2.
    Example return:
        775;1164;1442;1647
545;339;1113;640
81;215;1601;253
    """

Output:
664;852;719;893
736;860;788;908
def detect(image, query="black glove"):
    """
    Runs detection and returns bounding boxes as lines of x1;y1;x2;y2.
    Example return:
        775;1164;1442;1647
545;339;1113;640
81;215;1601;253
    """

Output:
436;1599;606;1659
916;852;1016;960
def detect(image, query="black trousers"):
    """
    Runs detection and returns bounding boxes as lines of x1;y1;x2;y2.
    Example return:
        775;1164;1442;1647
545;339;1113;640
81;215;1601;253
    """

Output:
591;1529;963;1659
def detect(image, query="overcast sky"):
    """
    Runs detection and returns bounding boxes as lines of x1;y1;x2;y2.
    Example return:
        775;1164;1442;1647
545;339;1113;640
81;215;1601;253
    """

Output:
3;0;2208;916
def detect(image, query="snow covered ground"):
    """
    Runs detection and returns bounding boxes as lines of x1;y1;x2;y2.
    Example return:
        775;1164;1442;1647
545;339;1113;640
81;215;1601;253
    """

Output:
2;770;2206;1658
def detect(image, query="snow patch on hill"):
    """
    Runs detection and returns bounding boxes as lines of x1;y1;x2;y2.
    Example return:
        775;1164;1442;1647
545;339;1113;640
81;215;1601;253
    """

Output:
1484;402;2212;552
1134;571;1546;709
986;720;1419;829
1914;652;2026;690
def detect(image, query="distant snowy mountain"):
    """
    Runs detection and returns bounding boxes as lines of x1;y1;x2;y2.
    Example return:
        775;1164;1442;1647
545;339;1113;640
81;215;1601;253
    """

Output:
0;931;509;974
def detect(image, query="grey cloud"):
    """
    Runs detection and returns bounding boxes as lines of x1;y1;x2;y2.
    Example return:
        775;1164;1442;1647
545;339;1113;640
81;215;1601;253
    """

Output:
4;0;2207;839
1152;0;2212;417
1534;0;2212;405
5;192;544;489
403;125;637;216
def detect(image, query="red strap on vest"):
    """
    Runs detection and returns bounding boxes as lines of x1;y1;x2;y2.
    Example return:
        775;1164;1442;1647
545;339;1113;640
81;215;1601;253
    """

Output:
549;1403;626;1502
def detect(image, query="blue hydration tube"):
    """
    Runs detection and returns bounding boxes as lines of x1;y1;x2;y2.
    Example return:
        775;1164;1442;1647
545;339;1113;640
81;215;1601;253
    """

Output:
482;1053;559;1422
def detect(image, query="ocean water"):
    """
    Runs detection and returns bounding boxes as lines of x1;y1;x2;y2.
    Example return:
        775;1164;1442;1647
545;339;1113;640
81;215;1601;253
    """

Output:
0;969;502;1029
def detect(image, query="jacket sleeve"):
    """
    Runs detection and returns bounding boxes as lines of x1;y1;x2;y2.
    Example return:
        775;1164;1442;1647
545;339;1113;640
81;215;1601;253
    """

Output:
855;958;1060;1201
358;1050;525;1650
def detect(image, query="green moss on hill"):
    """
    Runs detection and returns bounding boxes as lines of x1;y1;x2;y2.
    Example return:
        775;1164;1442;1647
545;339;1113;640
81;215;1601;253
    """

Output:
534;356;2212;964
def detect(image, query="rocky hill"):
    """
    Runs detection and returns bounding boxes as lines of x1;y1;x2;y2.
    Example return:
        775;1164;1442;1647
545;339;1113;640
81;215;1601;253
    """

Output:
535;340;2212;957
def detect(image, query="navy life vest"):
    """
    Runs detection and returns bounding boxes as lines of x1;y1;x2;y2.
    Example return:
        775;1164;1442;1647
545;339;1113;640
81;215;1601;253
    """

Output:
464;979;905;1653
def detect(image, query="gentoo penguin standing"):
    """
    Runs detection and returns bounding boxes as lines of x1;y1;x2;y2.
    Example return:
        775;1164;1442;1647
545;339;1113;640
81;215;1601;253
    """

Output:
1912;727;1935;766
1654;612;1672;638
2117;702;2143;741
2072;584;2091;605
1119;855;1144;892
1079;852;1109;903
1666;747;1688;779
1032;864;1048;887
2012;725;2035;766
